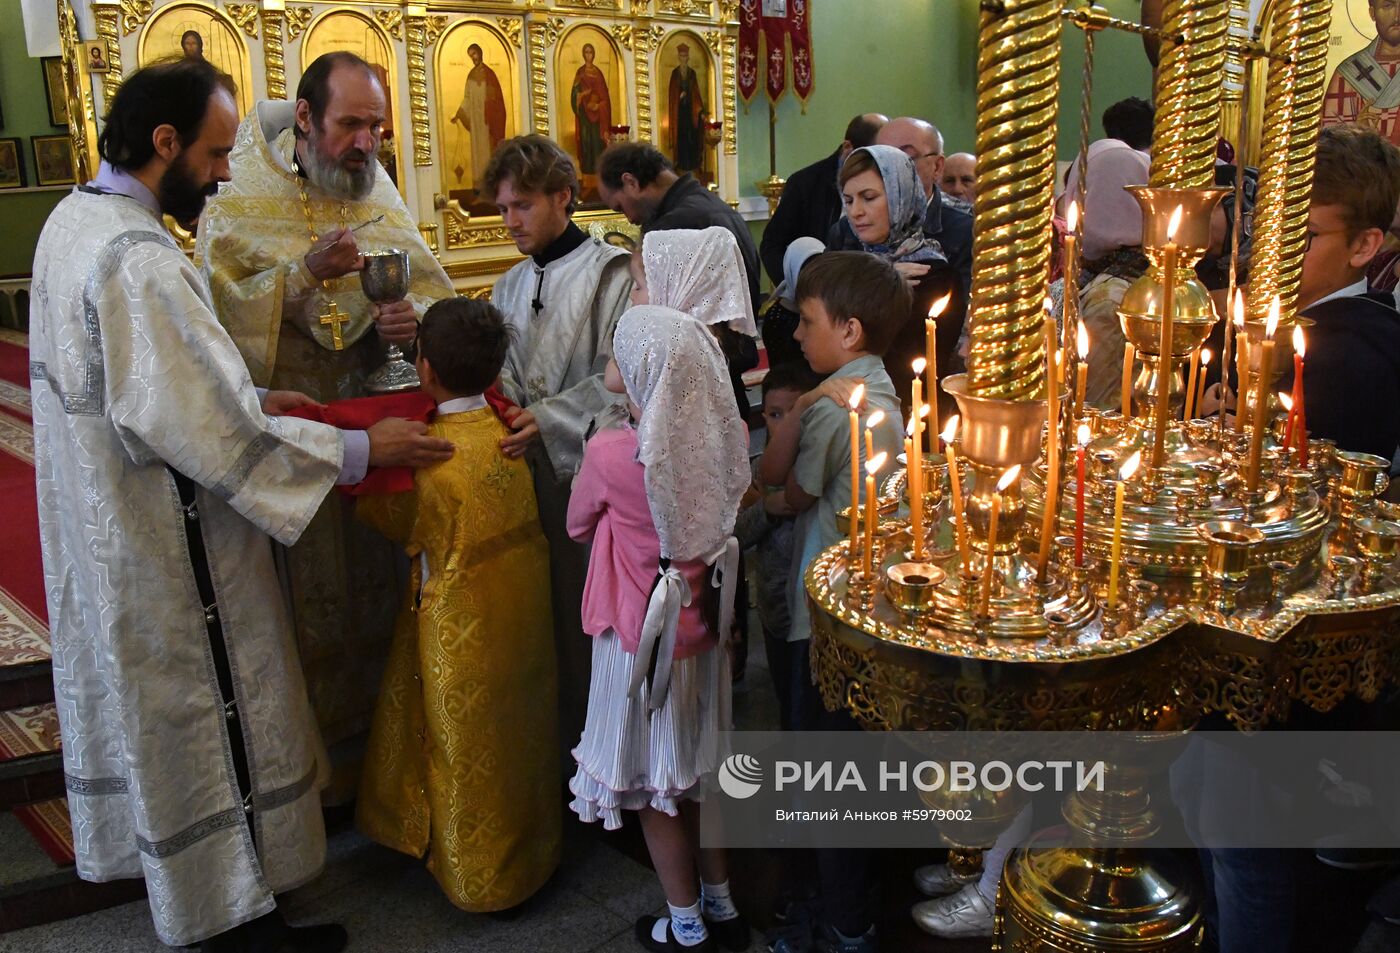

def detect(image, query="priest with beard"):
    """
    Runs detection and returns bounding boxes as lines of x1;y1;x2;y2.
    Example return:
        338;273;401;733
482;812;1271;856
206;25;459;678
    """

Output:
197;51;455;793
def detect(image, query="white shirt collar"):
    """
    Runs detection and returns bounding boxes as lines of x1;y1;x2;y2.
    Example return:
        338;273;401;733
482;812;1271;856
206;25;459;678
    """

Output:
1305;278;1369;310
436;395;489;416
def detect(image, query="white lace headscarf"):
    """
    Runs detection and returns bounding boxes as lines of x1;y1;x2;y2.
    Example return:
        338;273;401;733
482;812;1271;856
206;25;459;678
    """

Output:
613;305;749;563
640;226;758;338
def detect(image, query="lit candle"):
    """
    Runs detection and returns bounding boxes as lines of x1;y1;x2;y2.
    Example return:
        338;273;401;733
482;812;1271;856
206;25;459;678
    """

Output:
1193;348;1212;421
862;451;888;578
1184;347;1201;421
906;423;924;559
1064;201;1081;359
1290;326;1307;464
1108;450;1142;610
1074;423;1090;567
942;416;970;567
1074;320;1089;421
1220;289;1239;440
1037;311;1061;581
910;357;925;493
979;465;1021;617
864;409;885;467
1278;391;1294;451
1151;205;1183;471
847;384;865;556
1233;291;1248;433
926;293;950;440
1245;298;1279;494
1121;344;1135;418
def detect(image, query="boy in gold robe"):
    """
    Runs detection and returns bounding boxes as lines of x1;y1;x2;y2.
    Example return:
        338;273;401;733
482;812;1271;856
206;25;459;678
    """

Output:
355;298;560;912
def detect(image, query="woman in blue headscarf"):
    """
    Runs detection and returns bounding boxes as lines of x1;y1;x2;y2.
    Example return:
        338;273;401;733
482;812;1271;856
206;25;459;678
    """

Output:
829;145;962;414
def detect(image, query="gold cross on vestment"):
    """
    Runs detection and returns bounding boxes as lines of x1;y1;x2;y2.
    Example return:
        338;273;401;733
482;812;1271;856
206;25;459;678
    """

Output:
320;300;349;350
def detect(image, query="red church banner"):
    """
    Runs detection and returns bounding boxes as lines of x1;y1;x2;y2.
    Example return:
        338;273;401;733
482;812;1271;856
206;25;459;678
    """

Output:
738;0;814;108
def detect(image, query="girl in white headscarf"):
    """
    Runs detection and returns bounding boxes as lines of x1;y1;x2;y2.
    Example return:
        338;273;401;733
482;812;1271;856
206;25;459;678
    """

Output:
566;297;749;952
639;225;760;416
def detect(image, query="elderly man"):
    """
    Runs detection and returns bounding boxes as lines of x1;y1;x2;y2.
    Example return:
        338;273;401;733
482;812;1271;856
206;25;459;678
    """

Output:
487;134;633;741
31;58;450;952
940;152;977;208
197;51;456;788
759;112;888;283
596;140;761;306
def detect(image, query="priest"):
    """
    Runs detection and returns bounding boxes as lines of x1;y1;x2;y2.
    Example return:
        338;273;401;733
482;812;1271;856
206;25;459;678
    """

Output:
197;52;455;778
484;135;633;740
30;59;453;950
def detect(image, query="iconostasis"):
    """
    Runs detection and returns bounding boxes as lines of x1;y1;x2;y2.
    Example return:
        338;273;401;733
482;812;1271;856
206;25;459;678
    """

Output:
61;0;741;292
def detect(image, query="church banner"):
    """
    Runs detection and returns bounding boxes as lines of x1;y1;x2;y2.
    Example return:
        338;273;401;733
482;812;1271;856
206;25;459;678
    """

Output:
738;0;815;107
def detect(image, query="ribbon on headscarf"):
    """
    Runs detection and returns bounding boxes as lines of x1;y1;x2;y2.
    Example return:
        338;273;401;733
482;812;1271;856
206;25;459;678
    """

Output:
709;536;741;650
630;562;693;710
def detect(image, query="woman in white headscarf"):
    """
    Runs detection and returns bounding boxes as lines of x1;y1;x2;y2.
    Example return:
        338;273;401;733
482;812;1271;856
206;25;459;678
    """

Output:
566;298;750;952
640;225;759;416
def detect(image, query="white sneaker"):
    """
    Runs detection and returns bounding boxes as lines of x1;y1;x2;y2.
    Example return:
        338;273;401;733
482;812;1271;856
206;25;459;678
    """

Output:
912;862;977;897
911;883;994;938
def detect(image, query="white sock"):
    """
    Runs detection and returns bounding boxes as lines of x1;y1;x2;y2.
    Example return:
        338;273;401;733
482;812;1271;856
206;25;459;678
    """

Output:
701;879;739;922
655;901;708;947
977;805;1032;905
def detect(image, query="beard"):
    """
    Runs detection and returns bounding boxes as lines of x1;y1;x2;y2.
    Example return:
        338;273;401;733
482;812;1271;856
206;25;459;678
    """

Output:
158;153;219;226
301;124;378;200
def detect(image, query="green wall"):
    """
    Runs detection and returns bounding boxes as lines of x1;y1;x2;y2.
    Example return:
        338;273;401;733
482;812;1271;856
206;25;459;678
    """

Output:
0;0;66;278
734;0;1155;190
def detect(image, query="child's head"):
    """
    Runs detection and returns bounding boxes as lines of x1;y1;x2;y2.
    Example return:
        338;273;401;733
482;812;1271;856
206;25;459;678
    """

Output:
793;251;910;373
628;247;648;307
1299;125;1400;308
761;361;824;429
415;298;512;402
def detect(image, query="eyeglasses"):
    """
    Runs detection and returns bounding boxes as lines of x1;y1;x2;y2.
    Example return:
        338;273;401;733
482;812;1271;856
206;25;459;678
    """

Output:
1302;226;1349;252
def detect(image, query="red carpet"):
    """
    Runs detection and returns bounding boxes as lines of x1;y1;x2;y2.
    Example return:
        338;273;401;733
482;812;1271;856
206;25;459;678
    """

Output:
0;331;49;667
13;798;76;865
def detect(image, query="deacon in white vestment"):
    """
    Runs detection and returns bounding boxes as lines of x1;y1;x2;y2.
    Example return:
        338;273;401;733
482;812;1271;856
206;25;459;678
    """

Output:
486;135;632;739
195;54;455;768
30;61;452;948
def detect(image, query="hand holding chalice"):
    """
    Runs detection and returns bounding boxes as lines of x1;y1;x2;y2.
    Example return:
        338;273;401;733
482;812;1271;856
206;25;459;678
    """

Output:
361;248;420;393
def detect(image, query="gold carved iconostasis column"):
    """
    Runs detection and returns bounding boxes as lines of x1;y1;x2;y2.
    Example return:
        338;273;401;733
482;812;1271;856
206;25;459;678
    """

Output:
57;0;742;295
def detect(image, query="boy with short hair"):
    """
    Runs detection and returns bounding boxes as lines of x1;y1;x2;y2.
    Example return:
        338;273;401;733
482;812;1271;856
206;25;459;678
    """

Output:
1283;124;1400;458
355;298;561;915
758;250;910;953
736;361;826;731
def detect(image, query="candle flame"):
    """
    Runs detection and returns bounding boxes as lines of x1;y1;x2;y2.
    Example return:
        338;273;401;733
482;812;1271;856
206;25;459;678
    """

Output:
1076;321;1090;358
866;410;885;430
1233;289;1245;328
1120;450;1142;481
1077;423;1092;447
1278;391;1293;411
1265;296;1280;339
1201;347;1213;367
906;415;916;436
1167;205;1183;241
1067;200;1079;232
912;356;927;375
929;292;951;318
1293;325;1306;358
866;451;888;475
1043;296;1055;315
996;465;1021;492
848;383;865;410
940;414;960;444
918;403;930;419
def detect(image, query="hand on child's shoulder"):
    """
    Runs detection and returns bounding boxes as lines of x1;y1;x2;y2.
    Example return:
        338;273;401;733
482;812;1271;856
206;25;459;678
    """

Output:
798;377;866;415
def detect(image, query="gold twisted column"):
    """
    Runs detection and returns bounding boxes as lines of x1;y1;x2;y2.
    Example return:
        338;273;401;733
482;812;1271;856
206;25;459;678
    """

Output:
261;3;287;100
92;1;122;106
1148;0;1229;188
965;0;1060;400
1248;0;1332;318
406;10;432;167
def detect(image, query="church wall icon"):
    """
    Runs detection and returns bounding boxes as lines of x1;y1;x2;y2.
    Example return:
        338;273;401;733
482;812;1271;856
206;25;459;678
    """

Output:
1321;0;1400;143
554;24;628;207
137;3;255;114
656;30;717;185
433;21;519;217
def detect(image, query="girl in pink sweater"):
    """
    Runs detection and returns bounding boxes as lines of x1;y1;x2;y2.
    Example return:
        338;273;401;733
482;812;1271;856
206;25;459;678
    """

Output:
566;243;751;953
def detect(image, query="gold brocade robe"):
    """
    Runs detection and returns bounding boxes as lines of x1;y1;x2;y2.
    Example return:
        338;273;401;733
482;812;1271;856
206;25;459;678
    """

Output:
355;409;561;912
195;101;456;767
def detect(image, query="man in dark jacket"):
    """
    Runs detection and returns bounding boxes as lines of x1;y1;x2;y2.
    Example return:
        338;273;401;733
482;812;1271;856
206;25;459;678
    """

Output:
597;140;761;306
758;111;888;283
1278;124;1400;460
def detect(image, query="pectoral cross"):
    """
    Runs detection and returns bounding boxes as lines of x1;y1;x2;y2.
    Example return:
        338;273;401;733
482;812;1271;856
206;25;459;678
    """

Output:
320;300;349;351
